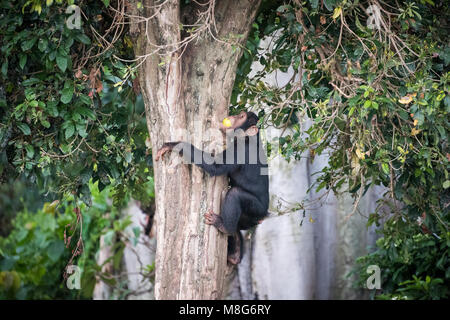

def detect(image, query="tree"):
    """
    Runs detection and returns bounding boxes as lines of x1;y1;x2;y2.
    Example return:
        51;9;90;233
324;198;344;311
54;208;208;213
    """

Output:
128;0;262;299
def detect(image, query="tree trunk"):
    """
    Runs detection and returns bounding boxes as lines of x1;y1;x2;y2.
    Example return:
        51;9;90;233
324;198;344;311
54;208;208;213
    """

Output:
129;0;261;299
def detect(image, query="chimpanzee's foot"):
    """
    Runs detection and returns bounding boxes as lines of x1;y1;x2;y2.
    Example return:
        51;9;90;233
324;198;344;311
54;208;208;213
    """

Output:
227;252;241;265
204;208;219;225
204;209;228;234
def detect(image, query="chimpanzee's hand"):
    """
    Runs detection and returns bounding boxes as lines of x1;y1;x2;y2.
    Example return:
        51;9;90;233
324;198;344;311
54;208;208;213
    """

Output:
154;142;180;161
155;144;173;161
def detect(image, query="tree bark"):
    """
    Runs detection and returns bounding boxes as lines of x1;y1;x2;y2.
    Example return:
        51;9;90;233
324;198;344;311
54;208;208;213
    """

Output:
129;0;261;299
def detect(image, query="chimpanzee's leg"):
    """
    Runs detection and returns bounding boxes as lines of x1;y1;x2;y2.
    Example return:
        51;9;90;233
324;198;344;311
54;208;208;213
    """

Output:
204;187;267;233
204;187;265;264
227;232;242;265
204;187;243;234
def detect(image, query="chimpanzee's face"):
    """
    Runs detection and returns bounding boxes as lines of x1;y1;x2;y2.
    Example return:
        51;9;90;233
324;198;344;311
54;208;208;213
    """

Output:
219;111;248;132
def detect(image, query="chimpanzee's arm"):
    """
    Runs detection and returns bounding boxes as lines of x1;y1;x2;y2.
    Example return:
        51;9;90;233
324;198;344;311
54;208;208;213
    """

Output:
163;141;239;176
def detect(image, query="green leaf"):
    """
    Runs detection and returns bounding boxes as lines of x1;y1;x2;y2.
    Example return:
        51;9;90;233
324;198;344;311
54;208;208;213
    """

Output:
1;60;8;76
48;50;56;61
21;38;37;51
65;123;75;139
124;151;132;163
113;245;125;270
381;163;389;175
25;144;34;158
80;94;92;105
355;15;367;33
19;54;27;69
413;111;425;126
348;106;356;116
78;128;88;138
17;122;31;135
40;117;51;128
22;78;41;86
60;87;73;104
46;100;59;117
56;55;67;72
75;106;96;120
38;38;48;52
47;241;64;262
132;227;141;245
75;34;91;45
324;0;337;11
443;180;450;189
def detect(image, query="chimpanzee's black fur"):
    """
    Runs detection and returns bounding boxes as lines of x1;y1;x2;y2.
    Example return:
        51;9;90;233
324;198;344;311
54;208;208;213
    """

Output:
160;112;269;262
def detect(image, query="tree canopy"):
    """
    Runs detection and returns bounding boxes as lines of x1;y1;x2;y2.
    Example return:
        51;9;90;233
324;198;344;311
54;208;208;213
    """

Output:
0;0;151;208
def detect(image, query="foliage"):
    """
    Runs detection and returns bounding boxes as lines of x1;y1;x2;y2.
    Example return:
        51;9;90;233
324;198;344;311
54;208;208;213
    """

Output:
0;178;53;237
354;217;449;300
234;0;449;299
0;1;156;299
0;0;151;206
0;180;151;299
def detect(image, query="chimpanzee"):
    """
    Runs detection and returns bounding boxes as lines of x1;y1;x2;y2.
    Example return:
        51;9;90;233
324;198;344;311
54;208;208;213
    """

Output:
155;111;269;264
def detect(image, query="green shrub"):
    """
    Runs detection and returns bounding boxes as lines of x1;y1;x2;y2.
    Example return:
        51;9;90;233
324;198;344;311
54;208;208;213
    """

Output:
355;217;449;300
0;181;122;299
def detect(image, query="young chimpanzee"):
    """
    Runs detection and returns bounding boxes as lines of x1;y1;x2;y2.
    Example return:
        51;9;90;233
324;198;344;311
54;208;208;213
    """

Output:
155;111;269;264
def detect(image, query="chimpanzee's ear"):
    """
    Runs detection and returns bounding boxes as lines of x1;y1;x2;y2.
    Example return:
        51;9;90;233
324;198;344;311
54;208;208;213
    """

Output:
245;125;259;136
